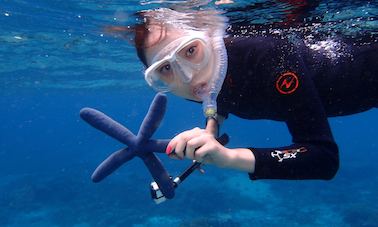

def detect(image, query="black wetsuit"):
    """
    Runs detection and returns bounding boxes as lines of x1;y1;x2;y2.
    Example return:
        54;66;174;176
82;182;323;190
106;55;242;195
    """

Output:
216;35;378;180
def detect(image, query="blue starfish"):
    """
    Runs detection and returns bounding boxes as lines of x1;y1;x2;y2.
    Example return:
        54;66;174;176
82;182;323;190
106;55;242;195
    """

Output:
80;93;175;199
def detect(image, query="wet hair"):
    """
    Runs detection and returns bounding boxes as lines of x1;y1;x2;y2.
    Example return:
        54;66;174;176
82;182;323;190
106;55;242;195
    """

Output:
134;24;150;67
105;9;228;67
133;13;166;67
104;11;166;67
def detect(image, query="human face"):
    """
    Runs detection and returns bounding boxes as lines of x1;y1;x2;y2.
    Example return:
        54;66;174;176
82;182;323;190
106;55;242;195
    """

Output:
145;35;210;91
144;28;215;101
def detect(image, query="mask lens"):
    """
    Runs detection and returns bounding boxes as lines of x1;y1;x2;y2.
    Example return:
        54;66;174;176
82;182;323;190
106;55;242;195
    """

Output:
145;37;210;92
145;59;175;92
176;39;208;65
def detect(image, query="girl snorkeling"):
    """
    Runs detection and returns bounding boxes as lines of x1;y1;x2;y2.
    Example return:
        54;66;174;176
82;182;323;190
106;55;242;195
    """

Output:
109;7;377;180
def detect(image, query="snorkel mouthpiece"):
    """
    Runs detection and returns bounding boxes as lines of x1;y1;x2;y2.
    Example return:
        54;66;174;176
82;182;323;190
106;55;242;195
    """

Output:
201;92;218;118
205;107;216;118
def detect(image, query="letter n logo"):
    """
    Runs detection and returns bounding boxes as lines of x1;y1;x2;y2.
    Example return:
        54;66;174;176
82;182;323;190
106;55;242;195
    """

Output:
276;71;299;95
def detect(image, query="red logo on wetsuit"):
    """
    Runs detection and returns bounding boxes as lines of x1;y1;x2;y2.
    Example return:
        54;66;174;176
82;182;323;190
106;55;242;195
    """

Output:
276;71;299;94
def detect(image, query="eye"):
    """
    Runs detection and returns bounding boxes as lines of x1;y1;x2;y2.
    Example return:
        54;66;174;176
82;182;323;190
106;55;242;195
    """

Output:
157;63;174;82
186;45;197;57
158;64;171;74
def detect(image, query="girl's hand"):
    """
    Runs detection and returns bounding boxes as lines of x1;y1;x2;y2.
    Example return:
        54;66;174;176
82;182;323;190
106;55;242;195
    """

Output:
166;127;233;168
166;127;256;173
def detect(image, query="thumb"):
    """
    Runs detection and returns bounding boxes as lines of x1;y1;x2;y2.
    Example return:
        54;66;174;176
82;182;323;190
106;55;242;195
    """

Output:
205;117;218;136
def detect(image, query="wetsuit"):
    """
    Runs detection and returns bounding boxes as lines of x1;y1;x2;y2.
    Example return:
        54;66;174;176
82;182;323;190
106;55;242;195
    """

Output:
216;35;378;180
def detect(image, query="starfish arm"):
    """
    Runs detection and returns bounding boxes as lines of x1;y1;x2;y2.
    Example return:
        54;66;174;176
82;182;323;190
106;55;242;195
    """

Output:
141;152;175;199
91;147;135;182
80;107;136;146
137;93;167;143
142;139;170;154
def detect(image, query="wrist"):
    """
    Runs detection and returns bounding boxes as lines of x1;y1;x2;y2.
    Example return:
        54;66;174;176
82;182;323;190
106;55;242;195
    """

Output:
226;148;255;173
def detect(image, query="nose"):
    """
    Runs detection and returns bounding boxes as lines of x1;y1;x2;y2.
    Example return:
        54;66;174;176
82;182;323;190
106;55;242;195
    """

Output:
174;63;192;83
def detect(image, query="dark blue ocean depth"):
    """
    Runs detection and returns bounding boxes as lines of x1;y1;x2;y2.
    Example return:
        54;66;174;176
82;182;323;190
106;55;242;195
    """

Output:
1;86;377;226
1;0;378;226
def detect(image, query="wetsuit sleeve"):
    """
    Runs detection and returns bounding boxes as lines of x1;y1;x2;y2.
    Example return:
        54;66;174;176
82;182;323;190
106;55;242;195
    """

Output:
248;41;339;180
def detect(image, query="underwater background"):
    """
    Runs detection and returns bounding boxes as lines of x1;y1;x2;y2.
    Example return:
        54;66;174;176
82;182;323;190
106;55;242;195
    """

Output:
1;0;377;226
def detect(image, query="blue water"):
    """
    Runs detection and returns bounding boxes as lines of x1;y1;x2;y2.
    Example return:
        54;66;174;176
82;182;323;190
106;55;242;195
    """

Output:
1;1;378;226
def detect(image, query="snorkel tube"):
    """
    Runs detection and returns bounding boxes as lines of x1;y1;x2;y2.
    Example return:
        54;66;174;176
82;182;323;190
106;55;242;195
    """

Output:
199;28;228;118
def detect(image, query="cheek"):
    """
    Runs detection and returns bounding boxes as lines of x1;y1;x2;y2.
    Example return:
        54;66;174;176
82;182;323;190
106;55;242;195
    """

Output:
191;65;212;84
191;51;215;84
172;83;190;94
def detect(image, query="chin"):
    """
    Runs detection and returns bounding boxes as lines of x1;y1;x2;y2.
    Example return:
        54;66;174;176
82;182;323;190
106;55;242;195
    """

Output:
188;95;202;102
183;93;201;102
171;89;198;101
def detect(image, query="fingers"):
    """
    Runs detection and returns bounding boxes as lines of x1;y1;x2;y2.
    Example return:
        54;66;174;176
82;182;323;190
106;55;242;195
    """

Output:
189;133;221;163
166;127;204;159
166;127;219;164
185;135;208;160
191;144;212;163
166;127;231;168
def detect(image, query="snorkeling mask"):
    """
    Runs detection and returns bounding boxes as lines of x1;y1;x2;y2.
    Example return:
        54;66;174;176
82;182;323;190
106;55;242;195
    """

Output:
144;33;211;92
144;29;228;118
